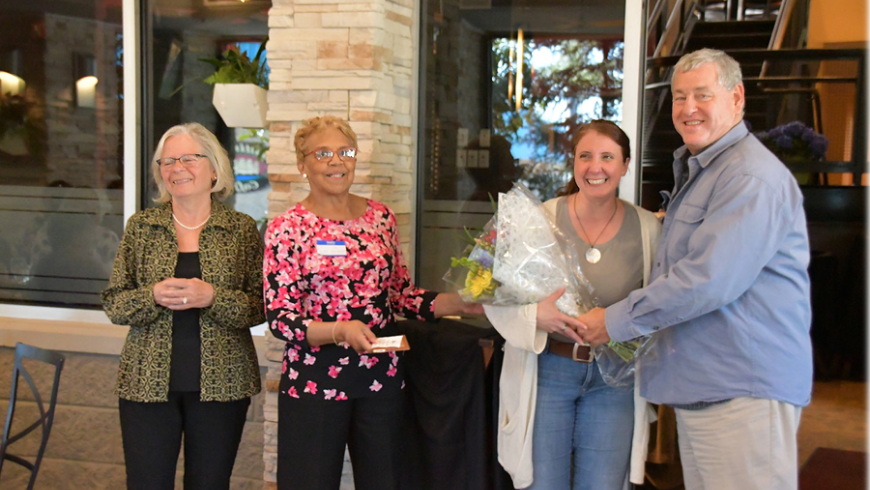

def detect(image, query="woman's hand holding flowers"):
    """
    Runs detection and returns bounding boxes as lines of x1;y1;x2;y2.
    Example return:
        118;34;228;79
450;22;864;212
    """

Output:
536;288;586;343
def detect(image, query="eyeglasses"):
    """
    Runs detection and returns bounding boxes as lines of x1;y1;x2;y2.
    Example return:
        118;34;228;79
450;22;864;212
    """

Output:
304;147;357;162
156;154;208;168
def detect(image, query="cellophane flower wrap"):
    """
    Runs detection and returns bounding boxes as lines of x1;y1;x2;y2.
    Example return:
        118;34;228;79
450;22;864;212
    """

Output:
444;184;592;313
445;183;652;387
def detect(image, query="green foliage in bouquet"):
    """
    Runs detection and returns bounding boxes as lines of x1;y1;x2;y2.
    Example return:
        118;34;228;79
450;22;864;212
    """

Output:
450;226;499;301
608;339;642;363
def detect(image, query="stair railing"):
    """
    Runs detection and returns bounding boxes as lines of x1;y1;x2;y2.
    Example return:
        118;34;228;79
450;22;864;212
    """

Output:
758;0;824;159
643;0;705;154
713;0;781;21
767;0;797;50
646;48;867;181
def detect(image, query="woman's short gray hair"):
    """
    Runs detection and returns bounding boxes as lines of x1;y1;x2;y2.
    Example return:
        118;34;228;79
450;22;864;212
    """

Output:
674;48;743;90
151;122;234;203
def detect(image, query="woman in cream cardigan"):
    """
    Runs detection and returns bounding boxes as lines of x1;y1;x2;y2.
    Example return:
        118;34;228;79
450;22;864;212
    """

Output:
485;120;661;490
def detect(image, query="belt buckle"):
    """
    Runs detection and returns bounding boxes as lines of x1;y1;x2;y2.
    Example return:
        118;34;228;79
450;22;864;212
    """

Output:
572;343;594;363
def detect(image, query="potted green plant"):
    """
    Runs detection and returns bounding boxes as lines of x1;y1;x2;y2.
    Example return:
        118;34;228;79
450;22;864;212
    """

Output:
200;39;269;128
0;92;44;156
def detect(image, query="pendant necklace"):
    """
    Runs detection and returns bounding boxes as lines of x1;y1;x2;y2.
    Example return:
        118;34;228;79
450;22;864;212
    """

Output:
572;196;618;264
173;213;211;230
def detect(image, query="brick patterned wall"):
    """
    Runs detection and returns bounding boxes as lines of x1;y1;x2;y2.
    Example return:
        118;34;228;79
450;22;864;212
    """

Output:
264;1;417;487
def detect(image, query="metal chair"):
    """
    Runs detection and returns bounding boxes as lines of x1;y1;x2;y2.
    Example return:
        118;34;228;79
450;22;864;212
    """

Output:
0;343;64;489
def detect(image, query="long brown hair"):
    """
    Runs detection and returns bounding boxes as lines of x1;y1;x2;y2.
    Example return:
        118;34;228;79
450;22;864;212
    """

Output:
558;119;631;196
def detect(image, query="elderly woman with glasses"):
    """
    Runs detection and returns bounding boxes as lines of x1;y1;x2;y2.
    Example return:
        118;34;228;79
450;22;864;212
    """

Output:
102;123;263;490
263;115;481;490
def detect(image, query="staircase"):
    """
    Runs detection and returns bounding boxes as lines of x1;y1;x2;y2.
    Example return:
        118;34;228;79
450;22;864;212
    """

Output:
640;19;776;210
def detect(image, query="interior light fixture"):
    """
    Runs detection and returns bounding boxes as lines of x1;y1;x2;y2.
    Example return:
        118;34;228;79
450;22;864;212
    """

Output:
0;49;26;96
74;53;98;109
507;35;514;102
515;29;524;112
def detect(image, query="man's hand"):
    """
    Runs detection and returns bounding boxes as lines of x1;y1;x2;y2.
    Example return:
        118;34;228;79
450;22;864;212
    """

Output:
576;307;610;346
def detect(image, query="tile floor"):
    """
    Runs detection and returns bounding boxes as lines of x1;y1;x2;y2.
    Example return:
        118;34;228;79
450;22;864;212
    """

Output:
797;380;867;466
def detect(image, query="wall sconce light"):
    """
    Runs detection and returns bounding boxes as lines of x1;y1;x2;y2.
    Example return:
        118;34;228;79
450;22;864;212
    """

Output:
74;53;98;109
0;49;26;96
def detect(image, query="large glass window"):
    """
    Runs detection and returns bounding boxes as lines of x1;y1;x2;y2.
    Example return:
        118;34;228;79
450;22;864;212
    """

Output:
144;1;270;229
0;2;124;307
416;0;626;290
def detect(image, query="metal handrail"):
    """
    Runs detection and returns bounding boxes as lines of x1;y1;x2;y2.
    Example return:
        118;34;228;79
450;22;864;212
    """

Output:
643;1;706;147
647;0;668;33
758;0;797;80
652;0;689;58
768;0;796;50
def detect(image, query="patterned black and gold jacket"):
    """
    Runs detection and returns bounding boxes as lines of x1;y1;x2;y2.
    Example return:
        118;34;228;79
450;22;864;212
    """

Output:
102;200;264;402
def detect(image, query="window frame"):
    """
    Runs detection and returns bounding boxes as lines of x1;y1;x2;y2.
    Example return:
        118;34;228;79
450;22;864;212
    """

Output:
0;0;140;323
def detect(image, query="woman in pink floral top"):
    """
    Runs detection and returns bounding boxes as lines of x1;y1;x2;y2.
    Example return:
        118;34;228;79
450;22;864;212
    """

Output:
263;116;480;490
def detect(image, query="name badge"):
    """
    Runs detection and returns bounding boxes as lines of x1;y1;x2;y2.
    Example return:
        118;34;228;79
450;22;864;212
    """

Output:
316;240;347;257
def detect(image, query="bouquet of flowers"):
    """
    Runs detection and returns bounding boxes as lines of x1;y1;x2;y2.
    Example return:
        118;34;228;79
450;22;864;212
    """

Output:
755;121;829;163
444;184;592;315
445;183;651;387
448;220;499;302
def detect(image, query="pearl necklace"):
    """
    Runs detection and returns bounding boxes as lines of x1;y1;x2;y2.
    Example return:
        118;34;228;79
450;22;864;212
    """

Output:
172;213;211;230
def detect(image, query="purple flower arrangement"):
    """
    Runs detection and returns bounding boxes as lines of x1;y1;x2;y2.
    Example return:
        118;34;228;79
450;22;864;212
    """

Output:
756;121;829;162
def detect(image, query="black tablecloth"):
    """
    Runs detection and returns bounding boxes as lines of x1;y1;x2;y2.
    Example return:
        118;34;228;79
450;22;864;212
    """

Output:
397;319;512;490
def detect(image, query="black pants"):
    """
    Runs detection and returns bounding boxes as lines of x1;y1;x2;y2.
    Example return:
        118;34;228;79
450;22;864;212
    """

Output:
277;392;404;490
118;392;250;490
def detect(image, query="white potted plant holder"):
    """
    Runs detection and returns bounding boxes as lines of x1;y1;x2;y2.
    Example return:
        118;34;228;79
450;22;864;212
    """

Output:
212;83;268;128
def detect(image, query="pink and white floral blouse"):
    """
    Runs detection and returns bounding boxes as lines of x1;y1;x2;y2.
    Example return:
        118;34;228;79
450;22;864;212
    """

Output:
264;200;437;401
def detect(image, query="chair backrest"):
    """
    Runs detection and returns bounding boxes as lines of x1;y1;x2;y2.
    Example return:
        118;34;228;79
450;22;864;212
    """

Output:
0;343;65;490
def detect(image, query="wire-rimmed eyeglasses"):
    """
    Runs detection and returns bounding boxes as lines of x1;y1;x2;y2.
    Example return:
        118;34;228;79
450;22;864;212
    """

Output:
156;154;208;168
304;147;357;162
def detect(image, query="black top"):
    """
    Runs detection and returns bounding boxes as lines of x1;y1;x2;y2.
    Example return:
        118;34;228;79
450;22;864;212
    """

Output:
169;252;202;392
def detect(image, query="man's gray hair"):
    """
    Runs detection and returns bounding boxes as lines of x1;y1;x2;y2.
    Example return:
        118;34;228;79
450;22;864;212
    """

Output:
674;48;743;90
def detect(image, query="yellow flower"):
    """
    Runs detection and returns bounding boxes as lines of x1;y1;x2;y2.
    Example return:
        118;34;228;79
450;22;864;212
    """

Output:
466;269;493;299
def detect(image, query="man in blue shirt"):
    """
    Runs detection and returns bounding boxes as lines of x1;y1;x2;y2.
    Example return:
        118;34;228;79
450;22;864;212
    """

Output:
577;49;812;490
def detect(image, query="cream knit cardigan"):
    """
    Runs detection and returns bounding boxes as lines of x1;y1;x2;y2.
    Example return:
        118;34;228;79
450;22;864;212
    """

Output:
484;198;661;489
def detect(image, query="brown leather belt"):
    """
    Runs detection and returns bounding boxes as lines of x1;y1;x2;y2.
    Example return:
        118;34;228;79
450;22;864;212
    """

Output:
547;338;594;363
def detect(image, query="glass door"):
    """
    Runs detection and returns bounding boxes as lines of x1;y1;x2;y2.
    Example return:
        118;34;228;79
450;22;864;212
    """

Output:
415;0;628;291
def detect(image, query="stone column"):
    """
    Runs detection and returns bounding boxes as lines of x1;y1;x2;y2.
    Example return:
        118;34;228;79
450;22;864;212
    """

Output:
264;1;416;487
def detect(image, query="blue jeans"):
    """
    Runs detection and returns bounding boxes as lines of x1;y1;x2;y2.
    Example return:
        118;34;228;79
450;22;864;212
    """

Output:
525;351;634;490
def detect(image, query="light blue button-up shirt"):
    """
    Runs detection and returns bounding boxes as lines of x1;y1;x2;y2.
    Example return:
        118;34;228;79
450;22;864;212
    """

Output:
606;121;813;407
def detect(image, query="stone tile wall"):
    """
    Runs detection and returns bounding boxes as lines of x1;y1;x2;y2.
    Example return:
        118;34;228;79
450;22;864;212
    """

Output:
44;14;123;188
0;347;266;489
264;1;417;488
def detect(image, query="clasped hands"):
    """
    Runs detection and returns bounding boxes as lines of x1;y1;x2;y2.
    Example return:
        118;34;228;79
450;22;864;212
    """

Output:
536;288;611;346
153;278;215;310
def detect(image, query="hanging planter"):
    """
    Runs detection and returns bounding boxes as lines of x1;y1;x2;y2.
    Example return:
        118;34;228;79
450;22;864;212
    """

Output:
212;84;268;128
200;39;269;129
